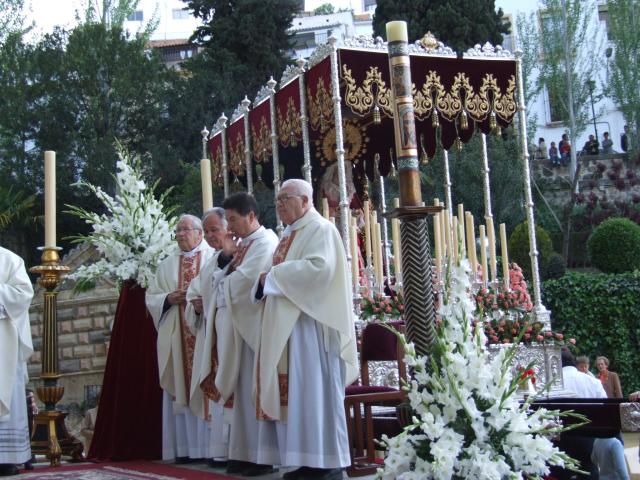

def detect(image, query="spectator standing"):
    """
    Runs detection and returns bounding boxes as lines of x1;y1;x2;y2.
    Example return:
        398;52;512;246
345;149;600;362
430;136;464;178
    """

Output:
535;137;549;162
602;132;614;154
596;356;623;398
549;142;560;166
576;356;595;377
591;437;629;480
621;125;630;152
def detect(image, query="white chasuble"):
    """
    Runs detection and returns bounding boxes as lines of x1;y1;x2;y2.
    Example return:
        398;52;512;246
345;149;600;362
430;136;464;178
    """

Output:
214;227;278;403
146;241;214;407
0;247;34;463
255;208;358;422
0;247;34;419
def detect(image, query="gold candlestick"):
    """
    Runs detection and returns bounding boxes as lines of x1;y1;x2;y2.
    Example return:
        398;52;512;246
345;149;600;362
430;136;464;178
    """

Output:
29;247;83;466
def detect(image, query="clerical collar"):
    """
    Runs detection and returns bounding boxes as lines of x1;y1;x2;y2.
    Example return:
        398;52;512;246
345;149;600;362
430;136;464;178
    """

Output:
283;208;316;237
181;240;203;258
241;225;265;246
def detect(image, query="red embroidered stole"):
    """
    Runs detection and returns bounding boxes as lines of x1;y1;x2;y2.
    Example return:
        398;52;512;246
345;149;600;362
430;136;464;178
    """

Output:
178;251;201;403
200;241;254;409
256;231;296;420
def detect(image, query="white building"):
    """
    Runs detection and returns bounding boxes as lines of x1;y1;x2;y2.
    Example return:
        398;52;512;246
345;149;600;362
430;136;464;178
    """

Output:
123;0;202;41
496;0;626;153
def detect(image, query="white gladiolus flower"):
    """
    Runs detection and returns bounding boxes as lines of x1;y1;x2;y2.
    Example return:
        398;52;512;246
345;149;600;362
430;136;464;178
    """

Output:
67;145;176;289
376;256;580;479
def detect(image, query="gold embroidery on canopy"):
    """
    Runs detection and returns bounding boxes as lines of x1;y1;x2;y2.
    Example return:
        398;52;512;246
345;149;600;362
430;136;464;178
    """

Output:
251;116;272;163
341;64;392;117
307;77;333;131
212;145;223;186
228;131;245;176
277;96;301;147
314;121;368;167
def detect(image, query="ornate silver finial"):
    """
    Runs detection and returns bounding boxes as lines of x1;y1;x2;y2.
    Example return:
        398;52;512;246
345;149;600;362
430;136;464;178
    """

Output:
241;95;251;111
201;126;209;157
254;84;272;105
295;57;306;69
267;76;277;92
217;113;228;129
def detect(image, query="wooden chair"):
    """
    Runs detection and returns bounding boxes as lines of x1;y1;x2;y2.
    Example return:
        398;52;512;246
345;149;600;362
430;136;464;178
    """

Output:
344;321;407;477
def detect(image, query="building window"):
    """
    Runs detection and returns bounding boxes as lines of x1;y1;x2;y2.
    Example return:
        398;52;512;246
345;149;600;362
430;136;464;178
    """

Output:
172;8;190;20
127;10;143;22
363;0;376;12
598;4;610;39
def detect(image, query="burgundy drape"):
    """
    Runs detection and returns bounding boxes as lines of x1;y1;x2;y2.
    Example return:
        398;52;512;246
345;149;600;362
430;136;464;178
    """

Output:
88;280;162;461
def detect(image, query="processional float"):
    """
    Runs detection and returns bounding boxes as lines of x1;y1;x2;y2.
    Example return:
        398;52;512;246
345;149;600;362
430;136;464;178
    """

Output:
203;25;562;393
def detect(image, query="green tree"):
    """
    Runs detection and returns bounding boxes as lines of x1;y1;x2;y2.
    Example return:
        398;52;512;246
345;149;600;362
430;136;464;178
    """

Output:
372;0;509;54
535;0;604;179
182;0;298;113
607;0;640;149
313;3;334;15
0;0;27;43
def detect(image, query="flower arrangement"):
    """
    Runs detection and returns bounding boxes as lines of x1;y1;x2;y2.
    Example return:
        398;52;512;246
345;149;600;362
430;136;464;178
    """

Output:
377;259;583;480
360;290;405;322
66;144;176;290
474;263;533;314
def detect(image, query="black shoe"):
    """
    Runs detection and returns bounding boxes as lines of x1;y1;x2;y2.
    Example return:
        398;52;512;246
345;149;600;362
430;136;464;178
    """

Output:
0;465;18;477
174;456;190;464
23;460;34;471
284;467;344;480
207;458;228;468
226;460;254;474
242;463;278;477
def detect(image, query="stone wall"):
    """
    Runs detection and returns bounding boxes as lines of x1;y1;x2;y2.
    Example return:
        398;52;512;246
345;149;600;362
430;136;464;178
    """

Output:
27;244;119;407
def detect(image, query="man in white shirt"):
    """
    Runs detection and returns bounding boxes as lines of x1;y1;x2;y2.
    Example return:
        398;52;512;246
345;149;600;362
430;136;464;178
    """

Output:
562;348;607;399
0;246;34;476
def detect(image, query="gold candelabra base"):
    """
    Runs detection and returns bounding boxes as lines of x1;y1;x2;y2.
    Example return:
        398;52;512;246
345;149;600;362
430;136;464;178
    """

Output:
29;246;83;466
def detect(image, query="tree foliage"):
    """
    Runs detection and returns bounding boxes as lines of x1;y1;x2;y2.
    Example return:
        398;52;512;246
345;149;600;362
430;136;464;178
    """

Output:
607;0;640;148
372;0;509;54
182;0;298;114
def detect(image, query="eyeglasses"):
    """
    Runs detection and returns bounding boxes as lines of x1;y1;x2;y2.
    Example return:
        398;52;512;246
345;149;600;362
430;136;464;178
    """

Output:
276;194;303;205
175;227;200;234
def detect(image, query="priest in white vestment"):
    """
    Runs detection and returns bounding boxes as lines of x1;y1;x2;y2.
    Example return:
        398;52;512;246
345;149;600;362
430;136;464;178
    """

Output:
214;192;279;477
146;214;215;462
185;207;231;464
0;246;34;476
253;179;358;480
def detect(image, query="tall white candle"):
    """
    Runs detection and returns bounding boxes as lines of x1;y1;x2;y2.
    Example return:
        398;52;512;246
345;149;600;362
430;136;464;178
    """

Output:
350;224;359;288
44;151;56;248
465;212;477;278
374;222;384;286
363;200;372;267
487;217;497;282
457;203;466;256
452;216;459;263
200;158;213;213
322;197;330;219
434;211;442;278
500;223;510;290
479;225;488;285
392;198;401;278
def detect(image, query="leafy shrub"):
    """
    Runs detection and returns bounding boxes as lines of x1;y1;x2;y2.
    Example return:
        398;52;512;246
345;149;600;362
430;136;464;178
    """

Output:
543;271;640;395
587;217;640;273
544;252;566;280
508;222;554;281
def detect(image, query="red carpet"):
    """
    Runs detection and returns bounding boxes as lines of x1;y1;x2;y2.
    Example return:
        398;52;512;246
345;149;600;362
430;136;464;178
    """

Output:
19;461;235;479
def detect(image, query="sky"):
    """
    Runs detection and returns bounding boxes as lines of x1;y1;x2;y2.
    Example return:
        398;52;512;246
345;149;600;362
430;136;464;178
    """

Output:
24;0;83;38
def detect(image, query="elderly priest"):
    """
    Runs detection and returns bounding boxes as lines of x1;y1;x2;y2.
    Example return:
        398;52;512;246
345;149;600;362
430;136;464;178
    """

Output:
185;207;231;464
0;247;34;477
254;179;358;480
146;214;215;462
